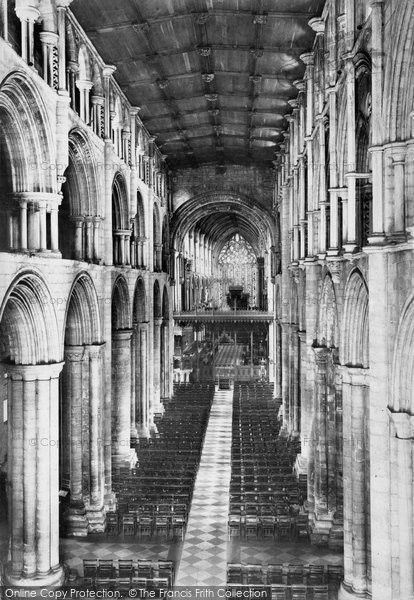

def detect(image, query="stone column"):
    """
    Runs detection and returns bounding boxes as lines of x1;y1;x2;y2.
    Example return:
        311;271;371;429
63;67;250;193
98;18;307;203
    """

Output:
73;216;84;260
136;322;150;437
62;346;88;537
130;325;139;443
1;0;9;42
38;201;47;252
344;57;357;251
50;206;59;253
387;410;414;600
4;362;65;587
91;95;105;138
368;0;386;243
152;317;164;415
15;4;39;65
85;217;93;261
85;344;105;533
310;347;333;545
19;199;28;251
91;216;101;262
295;333;312;475
289;325;300;437
391;149;406;238
111;330;137;467
339;367;370;600
56;0;73;91
280;323;290;432
27;202;40;251
39;31;59;89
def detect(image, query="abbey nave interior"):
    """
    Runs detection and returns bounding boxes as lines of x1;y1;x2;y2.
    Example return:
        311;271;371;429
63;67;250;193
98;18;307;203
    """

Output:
0;0;413;598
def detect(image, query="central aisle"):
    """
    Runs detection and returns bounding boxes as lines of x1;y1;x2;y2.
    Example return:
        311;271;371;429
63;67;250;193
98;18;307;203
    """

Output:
175;387;233;587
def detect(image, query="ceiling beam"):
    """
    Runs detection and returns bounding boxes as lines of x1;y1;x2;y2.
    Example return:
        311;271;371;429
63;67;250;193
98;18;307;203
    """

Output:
107;44;309;65
84;10;317;35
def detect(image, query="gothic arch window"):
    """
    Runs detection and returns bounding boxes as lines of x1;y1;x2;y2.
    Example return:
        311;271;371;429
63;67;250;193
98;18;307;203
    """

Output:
218;234;257;308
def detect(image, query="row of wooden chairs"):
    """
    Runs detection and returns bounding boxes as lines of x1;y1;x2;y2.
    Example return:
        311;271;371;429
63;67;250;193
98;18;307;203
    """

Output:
226;584;329;600
83;558;174;585
110;385;215;536
227;563;343;586
230;384;305;540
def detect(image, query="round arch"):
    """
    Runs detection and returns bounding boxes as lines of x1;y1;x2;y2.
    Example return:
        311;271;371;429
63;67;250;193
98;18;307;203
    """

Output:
0;271;60;365
383;1;414;141
133;277;147;323
112;276;131;330
112;172;129;230
340;269;369;367
317;274;339;348
0;70;55;193
391;294;414;413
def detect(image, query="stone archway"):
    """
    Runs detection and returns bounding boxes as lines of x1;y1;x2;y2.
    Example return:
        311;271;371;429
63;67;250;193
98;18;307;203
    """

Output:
0;271;63;587
111;276;135;468
339;270;370;600
61;273;105;536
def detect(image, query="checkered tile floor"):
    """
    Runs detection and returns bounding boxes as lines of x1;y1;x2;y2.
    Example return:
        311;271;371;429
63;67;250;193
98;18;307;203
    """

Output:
175;388;234;587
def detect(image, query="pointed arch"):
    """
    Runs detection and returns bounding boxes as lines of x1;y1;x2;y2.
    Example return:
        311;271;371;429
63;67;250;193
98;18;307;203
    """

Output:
318;274;339;348
391;295;414;413
112;276;131;330
133;277;147;323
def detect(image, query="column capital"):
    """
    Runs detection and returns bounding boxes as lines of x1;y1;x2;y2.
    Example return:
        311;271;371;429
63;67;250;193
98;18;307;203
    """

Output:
64;346;86;362
39;31;59;46
313;346;328;369
300;52;314;67
387;408;414;440
85;343;106;359
55;0;73;7
130;106;141;117
13;192;62;207
308;16;325;35
154;317;163;327
341;365;369;386
5;362;64;381
102;64;116;78
112;329;133;342
15;4;40;22
91;94;105;106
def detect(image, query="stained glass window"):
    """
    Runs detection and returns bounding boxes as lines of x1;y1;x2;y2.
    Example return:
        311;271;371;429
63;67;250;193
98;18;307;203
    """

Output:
217;234;257;307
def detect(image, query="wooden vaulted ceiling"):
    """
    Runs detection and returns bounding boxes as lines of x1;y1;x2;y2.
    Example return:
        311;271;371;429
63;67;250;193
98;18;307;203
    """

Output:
72;0;324;169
